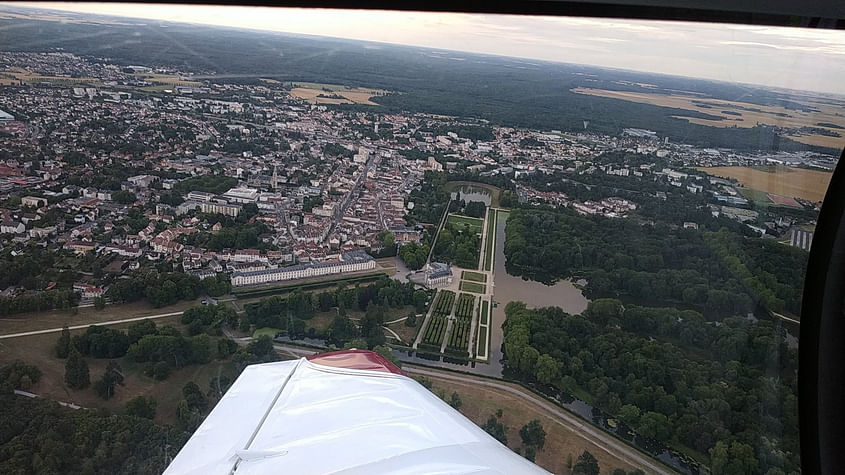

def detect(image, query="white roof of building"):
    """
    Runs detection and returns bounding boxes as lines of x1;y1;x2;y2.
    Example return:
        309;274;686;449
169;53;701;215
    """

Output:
164;353;548;475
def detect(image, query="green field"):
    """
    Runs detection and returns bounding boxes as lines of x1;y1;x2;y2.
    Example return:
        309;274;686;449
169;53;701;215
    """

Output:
484;208;496;271
476;326;488;357
253;327;281;339
739;187;773;204
480;300;489;325
461;271;487;283
460;281;486;294
447;214;483;234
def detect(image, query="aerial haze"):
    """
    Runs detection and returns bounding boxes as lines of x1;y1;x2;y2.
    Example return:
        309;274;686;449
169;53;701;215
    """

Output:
11;2;845;95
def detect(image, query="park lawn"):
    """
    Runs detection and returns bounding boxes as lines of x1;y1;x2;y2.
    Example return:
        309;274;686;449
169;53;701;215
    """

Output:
461;271;487;283
0;314;238;426
738;187;773;204
253;327;281;339
305;310;337;332
425;377;640;475
386;315;422;345
484;208;496;271
0;299;202;335
460;281;486;294
480;300;489;325
447;214;484;234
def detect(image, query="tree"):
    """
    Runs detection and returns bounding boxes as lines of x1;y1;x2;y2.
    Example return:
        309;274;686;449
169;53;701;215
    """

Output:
519;419;546;450
523;445;537;462
94;361;124;400
481;414;508;445
55;326;71;358
64;347;90;389
572;450;600;475
125;395;157;419
182;381;208;411
0;360;42;391
535;354;559;385
449;391;462;409
94;296;106;310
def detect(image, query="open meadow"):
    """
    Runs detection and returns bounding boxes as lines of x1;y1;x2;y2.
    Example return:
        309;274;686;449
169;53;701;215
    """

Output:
698;165;832;202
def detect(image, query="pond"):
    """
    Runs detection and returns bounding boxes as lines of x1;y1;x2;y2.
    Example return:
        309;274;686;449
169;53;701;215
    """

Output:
487;210;590;374
450;184;493;206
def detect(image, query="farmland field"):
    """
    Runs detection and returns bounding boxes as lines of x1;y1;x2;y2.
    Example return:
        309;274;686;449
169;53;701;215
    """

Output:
461;271;487;283
286;82;388;105
447;214;484;234
460;281;486;294
572;87;845;149
698;166;832;202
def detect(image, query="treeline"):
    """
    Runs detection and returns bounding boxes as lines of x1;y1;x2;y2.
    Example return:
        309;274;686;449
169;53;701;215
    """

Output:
243;278;428;347
0;289;80;316
502;300;798;473
503;208;806;316
180;221;269;251
449;195;486;218
0;393;188;474
174;175;237;195
0;245;78;291
106;271;207;308
55;316;237;381
522;169;753;234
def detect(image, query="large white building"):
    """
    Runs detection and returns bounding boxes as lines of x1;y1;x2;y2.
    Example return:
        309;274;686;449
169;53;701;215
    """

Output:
222;187;259;203
231;250;376;287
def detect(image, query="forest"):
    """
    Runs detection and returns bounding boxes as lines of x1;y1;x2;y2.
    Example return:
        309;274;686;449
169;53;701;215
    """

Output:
105;271;211;308
503;208;807;317
502;300;798;473
0;393;189;474
433;220;481;269
243;278;428;348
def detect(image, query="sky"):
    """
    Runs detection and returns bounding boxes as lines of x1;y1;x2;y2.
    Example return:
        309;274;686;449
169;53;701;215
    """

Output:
10;2;845;95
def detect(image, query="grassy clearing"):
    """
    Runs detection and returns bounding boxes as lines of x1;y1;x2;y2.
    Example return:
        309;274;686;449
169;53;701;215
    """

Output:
0;299;201;335
738;187;773;204
461;271;487;283
447;214;484;234
699;166;832;202
253;327;281;339
0;315;235;426
232;271;387;298
480;300;489;326
460;281;486;294
386;313;422;344
425;376;640;475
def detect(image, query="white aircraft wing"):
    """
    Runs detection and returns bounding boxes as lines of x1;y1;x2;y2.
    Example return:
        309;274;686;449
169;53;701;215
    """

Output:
163;349;550;475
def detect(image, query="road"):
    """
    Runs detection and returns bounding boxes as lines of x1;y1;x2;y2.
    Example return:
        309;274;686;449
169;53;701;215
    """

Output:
403;366;675;475
0;311;185;339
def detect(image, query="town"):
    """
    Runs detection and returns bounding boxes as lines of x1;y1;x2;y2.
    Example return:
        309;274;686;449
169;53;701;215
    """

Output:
0;52;826;303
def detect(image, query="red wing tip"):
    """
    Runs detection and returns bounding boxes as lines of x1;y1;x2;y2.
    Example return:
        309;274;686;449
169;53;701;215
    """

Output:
307;349;407;376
